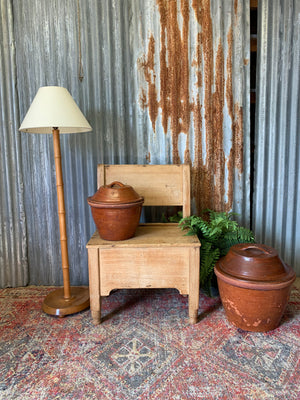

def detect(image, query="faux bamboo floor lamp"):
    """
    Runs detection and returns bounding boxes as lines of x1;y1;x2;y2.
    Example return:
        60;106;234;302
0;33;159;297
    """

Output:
19;86;92;316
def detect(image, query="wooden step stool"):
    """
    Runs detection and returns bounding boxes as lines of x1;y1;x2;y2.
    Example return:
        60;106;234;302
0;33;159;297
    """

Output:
86;164;201;324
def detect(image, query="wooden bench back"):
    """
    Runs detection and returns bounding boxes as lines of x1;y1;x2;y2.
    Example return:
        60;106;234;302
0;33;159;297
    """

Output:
97;164;191;218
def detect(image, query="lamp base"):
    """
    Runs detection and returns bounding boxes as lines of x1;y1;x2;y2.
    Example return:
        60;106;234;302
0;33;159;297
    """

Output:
42;286;90;317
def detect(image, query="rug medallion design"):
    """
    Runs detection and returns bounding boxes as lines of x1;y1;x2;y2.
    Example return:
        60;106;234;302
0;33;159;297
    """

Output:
88;325;179;397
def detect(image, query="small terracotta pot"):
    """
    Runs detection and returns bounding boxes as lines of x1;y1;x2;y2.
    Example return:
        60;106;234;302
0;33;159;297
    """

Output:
215;243;296;332
87;181;144;241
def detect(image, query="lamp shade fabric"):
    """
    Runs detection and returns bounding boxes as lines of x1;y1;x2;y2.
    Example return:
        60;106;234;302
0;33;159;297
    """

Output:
19;86;92;134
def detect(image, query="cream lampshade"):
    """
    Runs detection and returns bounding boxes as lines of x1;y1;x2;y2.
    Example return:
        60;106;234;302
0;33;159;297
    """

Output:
19;86;92;316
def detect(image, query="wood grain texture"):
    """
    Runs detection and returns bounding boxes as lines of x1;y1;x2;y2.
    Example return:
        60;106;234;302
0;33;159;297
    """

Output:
189;247;200;324
87;248;101;325
99;247;190;295
87;164;200;324
87;225;199;248
97;164;189;207
53;129;71;299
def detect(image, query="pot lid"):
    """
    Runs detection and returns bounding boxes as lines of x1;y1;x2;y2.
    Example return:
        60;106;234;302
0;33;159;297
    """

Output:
87;181;144;205
215;243;295;282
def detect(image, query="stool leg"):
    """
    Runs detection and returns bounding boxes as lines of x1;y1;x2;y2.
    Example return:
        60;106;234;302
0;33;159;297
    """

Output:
91;310;101;325
189;309;198;325
189;247;200;324
88;248;101;325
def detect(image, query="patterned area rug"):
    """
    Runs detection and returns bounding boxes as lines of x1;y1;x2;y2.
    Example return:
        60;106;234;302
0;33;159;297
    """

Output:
0;281;299;400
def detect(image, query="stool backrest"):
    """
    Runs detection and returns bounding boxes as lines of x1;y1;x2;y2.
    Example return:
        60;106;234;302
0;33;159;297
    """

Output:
97;164;191;218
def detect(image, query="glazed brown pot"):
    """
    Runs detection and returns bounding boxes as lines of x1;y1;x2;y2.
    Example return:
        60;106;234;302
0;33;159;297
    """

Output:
214;243;296;332
87;181;144;241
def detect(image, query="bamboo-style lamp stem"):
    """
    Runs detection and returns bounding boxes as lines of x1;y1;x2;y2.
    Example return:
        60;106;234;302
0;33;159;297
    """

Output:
53;128;71;300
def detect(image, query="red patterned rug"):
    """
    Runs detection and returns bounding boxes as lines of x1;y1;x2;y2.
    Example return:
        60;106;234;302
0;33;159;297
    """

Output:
0;282;299;399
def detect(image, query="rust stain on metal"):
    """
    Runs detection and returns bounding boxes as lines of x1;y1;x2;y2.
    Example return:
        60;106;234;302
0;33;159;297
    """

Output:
212;40;226;211
226;25;244;210
234;0;238;15
139;35;159;132
225;24;234;210
139;0;244;214
226;26;234;123
139;89;147;109
155;0;191;164
191;29;206;209
232;103;244;175
192;0;216;212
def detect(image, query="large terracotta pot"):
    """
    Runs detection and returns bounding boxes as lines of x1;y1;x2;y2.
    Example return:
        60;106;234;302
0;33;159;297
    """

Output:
87;181;144;241
214;243;296;332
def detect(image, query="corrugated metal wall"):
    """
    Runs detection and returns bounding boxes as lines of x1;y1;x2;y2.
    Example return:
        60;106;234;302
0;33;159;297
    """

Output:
1;0;251;287
138;0;250;222
0;0;28;287
253;0;300;274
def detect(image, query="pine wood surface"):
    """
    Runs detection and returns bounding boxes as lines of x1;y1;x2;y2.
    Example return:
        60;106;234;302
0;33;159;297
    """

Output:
87;164;200;325
87;224;199;248
99;247;191;295
97;164;190;216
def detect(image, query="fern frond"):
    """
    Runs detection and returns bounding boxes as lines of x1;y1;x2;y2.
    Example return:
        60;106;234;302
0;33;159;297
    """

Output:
178;209;255;297
168;211;183;223
199;241;220;288
236;226;255;242
218;228;255;256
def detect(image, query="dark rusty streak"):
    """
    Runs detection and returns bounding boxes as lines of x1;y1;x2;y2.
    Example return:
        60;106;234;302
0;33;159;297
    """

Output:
212;40;225;212
226;25;234;210
157;0;169;134
233;103;244;175
140;35;159;132
156;0;191;164
180;0;191;135
226;104;244;209
226;24;244;210
234;0;238;15
167;0;181;163
192;0;215;212
139;89;147;109
191;30;204;209
226;26;234;122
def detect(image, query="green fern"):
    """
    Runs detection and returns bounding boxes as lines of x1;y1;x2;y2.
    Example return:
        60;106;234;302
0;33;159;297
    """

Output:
179;209;255;296
200;242;220;294
168;211;183;223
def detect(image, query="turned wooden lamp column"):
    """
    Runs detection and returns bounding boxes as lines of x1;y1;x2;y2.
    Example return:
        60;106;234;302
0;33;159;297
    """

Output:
19;86;92;316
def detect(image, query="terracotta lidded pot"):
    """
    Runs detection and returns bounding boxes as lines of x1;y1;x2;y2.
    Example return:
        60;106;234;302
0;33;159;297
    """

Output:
87;181;144;241
214;243;296;332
